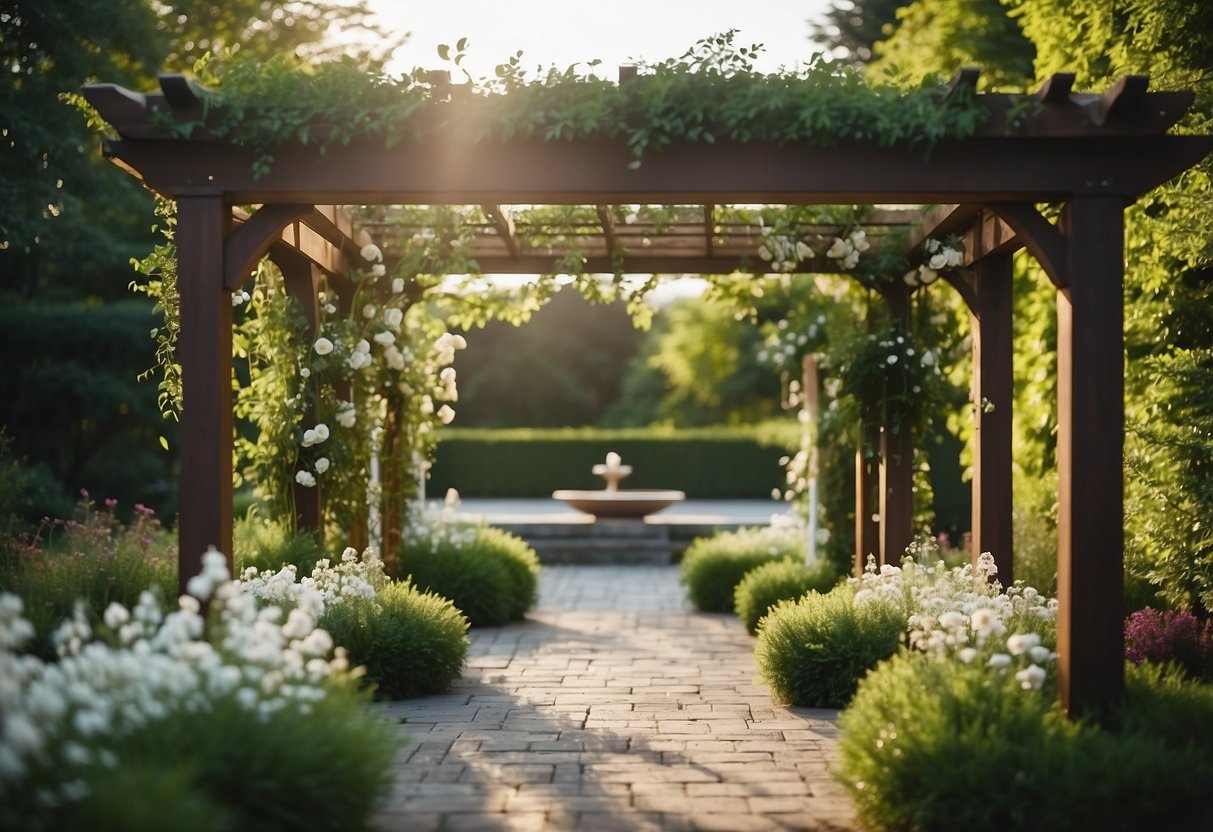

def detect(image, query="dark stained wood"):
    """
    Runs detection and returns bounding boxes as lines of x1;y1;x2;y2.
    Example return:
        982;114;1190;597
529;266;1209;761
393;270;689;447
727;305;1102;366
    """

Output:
176;196;233;593
1055;196;1126;718
855;436;880;576
879;427;914;566
225;204;312;290
158;73;201;109
276;253;324;538
1035;73;1075;104
100;134;1213;206
989;203;1070;288
970;252;1015;583
1094;75;1150;126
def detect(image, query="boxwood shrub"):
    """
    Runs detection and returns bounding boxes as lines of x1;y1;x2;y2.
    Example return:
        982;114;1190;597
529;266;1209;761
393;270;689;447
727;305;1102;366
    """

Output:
754;584;905;706
320;580;469;699
398;525;540;627
679;525;803;612
836;656;1213;832
734;557;840;634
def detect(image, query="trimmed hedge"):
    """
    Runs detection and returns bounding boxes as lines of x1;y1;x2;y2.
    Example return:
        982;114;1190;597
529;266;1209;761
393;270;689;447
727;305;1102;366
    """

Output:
428;424;799;498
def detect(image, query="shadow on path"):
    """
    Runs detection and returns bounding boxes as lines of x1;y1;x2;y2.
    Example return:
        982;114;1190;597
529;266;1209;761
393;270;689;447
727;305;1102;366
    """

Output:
371;566;858;832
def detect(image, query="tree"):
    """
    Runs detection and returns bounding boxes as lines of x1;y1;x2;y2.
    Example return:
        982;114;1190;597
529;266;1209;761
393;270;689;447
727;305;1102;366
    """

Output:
810;0;905;64
867;0;1036;89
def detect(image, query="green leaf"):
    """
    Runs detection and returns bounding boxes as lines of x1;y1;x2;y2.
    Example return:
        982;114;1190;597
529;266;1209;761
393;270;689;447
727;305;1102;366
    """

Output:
159;436;170;451
437;44;450;61
456;37;468;52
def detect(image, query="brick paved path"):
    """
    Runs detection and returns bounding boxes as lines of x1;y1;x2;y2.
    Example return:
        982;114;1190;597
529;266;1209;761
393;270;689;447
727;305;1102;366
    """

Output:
372;566;859;831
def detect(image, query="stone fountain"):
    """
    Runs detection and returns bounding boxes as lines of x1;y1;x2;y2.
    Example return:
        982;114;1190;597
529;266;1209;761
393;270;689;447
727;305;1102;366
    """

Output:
553;452;686;519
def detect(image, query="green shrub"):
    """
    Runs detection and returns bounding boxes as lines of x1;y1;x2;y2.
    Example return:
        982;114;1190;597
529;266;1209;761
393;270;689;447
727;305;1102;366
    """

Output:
398;525;540;627
734;557;840;634
60;685;395;832
835;654;1213;832
755;584;904;706
320;580;469;699
233;514;326;577
680;525;803;612
0;499;175;659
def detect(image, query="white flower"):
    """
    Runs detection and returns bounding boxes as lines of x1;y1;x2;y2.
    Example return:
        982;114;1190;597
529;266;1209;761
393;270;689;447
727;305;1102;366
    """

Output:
795;240;813;260
103;602;130;630
356;339;370;354
300;367;311;378
362;304;377;319
384;345;405;370
313;424;329;442
928;252;949;271
886;354;898;365
945;247;963;267
336;405;356;429
384;308;404;331
757;244;772;261
373;330;395;345
970;608;999;634
295;471;316;488
347;351;372;370
826;238;848;259
437;404;456;425
444;488;461;508
903;270;920;287
1006;633;1042;655
392;278;405;294
313;337;334;356
360;243;383;263
921;350;936;367
987;652;1012;669
324;303;337;315
1015;664;1047;690
314;457;330;474
370;264;386;278
918;266;939;285
1029;645;1054;664
301;429;317;448
957;647;978;664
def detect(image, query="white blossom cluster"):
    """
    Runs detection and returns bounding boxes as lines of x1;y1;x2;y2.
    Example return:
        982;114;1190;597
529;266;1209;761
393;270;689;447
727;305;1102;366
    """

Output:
852;552;1058;691
904;237;963;288
757;315;825;369
404;490;477;554
0;549;351;814
238;546;384;611
824;228;871;270
756;229;814;273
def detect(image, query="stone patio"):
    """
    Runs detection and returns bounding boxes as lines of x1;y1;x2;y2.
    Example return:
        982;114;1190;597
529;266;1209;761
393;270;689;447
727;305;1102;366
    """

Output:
372;565;859;831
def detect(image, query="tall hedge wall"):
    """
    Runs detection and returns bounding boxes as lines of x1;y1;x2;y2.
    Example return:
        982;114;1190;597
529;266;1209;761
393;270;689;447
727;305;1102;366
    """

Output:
427;425;800;499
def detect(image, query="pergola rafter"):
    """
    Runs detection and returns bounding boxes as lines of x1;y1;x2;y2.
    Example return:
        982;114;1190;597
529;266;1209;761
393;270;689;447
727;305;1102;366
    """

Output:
83;69;1213;717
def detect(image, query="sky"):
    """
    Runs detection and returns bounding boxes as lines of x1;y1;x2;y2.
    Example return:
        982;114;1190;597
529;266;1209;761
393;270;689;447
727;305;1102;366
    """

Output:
354;0;837;79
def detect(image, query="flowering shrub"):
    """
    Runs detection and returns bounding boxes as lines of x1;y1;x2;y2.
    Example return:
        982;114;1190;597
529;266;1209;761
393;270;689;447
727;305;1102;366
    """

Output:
836;653;1213;832
1124;607;1213;681
0;495;175;660
0;550;395;830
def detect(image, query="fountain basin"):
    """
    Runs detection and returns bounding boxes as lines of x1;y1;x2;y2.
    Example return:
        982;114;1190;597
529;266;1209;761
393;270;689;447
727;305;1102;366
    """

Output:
552;489;686;519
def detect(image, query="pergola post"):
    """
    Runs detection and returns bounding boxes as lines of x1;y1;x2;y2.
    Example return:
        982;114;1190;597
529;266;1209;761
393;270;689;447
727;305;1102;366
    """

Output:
970;252;1014;582
855;425;881;574
277;252;324;538
176;195;234;592
879;427;914;566
1056;195;1125;717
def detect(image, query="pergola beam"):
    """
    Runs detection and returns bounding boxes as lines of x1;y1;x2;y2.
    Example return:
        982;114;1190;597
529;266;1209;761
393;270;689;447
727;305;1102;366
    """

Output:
482;205;520;258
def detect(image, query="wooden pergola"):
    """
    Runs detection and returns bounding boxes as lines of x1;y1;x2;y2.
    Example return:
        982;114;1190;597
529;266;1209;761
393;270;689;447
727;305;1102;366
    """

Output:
84;69;1211;716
